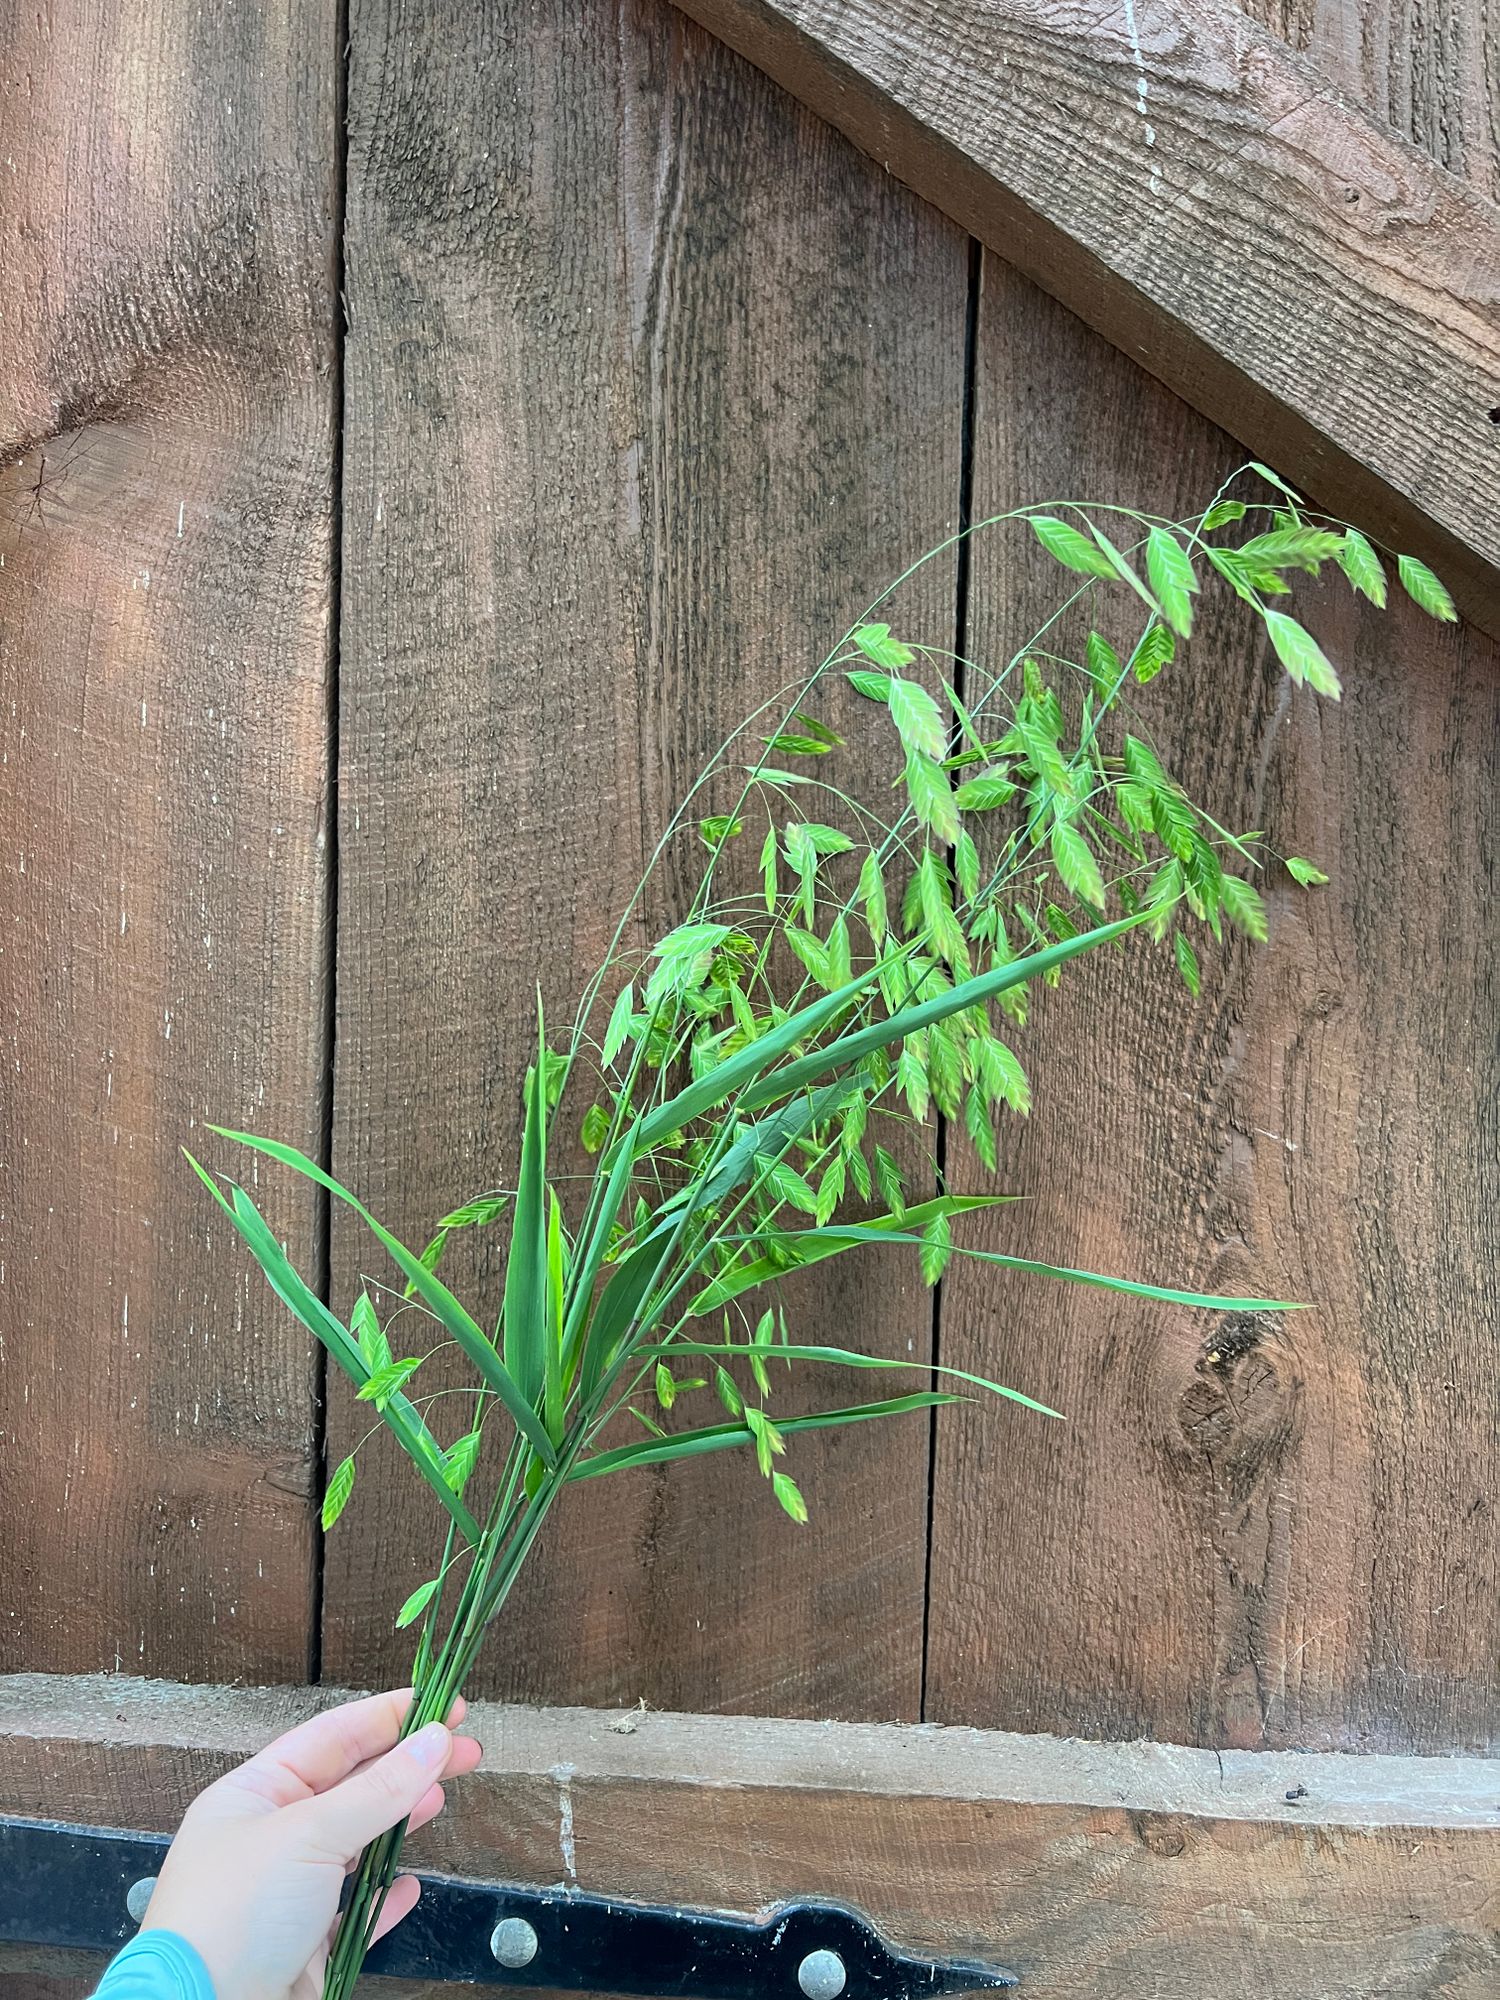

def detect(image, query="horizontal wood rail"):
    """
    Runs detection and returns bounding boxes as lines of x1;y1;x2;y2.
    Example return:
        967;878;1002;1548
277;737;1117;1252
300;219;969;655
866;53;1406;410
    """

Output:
672;0;1500;638
3;1676;1496;1997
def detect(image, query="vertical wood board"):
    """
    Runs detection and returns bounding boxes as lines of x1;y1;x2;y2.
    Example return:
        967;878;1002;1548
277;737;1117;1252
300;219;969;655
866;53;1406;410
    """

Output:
327;0;967;1716
0;0;338;1683
924;257;1499;1753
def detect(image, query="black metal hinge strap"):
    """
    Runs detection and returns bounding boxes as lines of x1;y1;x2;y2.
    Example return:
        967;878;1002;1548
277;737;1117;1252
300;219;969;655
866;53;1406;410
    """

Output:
0;1816;1017;1994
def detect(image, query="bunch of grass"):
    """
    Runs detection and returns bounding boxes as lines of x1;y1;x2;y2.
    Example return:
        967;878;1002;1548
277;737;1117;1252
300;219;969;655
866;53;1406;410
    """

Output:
189;469;1450;1995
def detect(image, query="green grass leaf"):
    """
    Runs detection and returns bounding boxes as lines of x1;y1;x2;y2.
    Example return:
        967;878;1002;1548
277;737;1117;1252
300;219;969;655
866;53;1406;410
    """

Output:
356;1357;422;1407
1200;499;1246;531
321;1456;355;1531
1017;718;1073;800
444;1430;482;1494
1083;629;1121;700
395;1578;440;1630
544;1186;566;1447
1262;610;1342;699
921;1209;952;1285
1128;625;1174;685
1029;513;1117;579
184;1150;482;1544
352;1292;389;1374
1335;530;1386;607
1145;527;1197;636
1238;527;1343;573
772;1471;808;1524
1397;554;1457;622
955;829;980;905
207;1129;556;1470
853;622;916;670
1220;875;1269;942
645;1338;1061;1418
1286;855;1330;887
570;1392;966;1483
889;676;948;761
859;848;887;950
904;751;961;844
1088;524;1161;616
1247;462;1303;506
1050;822;1106;909
760;823;778;913
689;1195;1007;1314
954;769;1016;811
975;1033;1030;1115
502;1012;551;1422
601;982;635;1067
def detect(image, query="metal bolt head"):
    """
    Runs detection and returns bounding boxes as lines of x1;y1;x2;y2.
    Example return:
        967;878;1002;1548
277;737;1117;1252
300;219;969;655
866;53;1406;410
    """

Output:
797;1949;847;2000
126;1877;157;1924
490;1916;540;1968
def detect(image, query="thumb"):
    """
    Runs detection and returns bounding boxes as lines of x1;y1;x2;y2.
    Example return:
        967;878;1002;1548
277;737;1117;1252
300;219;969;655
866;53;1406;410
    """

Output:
297;1721;452;1858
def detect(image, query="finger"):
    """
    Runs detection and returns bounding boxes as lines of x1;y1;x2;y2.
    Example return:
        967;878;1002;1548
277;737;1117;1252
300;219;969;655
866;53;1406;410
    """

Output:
336;1729;482;1798
233;1689;418;1805
295;1722;454;1857
235;1692;471;1807
371;1875;422;1944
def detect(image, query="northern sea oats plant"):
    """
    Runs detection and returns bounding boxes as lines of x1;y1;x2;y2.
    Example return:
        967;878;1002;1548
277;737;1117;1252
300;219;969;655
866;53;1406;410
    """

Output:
188;466;1453;1996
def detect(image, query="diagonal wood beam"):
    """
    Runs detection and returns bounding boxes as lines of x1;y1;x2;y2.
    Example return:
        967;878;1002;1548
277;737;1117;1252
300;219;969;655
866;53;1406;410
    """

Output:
672;0;1500;636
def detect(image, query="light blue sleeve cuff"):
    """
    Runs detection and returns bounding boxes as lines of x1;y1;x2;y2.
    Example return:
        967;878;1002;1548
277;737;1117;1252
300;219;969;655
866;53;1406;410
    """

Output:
90;1930;217;2000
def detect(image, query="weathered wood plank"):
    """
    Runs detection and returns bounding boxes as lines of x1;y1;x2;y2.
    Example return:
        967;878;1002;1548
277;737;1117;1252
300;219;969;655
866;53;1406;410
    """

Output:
328;0;965;1713
1236;0;1499;203
926;257;1500;1754
671;0;1500;635
0;0;337;1681
4;1676;1497;1999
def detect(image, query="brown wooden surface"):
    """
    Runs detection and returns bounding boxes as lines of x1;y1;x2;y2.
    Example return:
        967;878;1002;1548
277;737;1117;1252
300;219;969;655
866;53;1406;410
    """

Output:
925;255;1500;1755
325;0;965;1715
5;1676;1498;2000
0;0;337;1680
1236;0;1499;201
671;0;1500;636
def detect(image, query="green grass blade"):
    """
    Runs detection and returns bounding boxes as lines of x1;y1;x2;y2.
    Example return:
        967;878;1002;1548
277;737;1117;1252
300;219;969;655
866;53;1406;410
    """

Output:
625;952;907;1159
184;1151;481;1543
734;917;1143;1119
503;1013;550;1412
638;918;1138;1151
578;1233;675;1404
698;1222;1305;1313
206;1128;557;1468
952;1243;1306;1310
690;1195;1013;1312
562;1121;639;1374
544;1187;565;1447
569;1392;965;1482
644;1340;1062;1417
654;1078;862;1228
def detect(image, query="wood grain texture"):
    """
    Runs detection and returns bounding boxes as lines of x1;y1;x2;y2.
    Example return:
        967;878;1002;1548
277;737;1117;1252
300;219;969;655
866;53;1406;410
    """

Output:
671;0;1500;635
1235;0;1500;202
925;257;1500;1755
0;0;336;1680
326;0;965;1714
5;1676;1498;1999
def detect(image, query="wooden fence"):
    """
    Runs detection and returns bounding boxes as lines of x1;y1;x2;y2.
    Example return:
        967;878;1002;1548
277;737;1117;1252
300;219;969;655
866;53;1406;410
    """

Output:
1;0;1496;1992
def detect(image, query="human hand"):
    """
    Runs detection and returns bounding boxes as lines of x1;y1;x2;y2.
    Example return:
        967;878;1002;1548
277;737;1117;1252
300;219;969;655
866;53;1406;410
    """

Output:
140;1687;482;2000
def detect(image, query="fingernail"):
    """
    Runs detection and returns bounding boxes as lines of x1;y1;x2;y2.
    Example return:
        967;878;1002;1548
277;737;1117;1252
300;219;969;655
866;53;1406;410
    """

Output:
408;1722;450;1770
